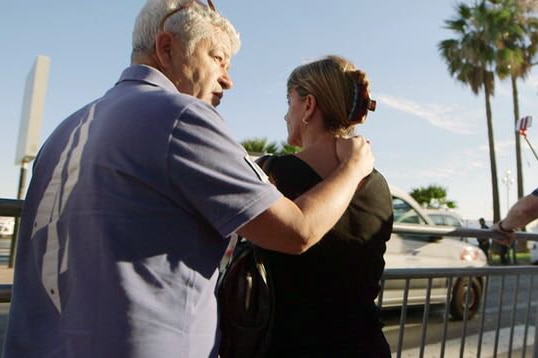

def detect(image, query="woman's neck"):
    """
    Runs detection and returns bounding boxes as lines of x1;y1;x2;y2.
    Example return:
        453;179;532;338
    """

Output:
296;135;340;179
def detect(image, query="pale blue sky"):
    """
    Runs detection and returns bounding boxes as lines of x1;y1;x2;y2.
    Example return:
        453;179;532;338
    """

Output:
1;0;537;222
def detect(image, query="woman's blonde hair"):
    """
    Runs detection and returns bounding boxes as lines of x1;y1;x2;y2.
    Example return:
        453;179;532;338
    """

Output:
287;55;375;137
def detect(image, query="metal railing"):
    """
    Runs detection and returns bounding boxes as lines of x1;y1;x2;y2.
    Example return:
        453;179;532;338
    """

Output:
2;201;538;356
0;199;22;302
382;224;538;357
0;199;23;268
392;222;538;243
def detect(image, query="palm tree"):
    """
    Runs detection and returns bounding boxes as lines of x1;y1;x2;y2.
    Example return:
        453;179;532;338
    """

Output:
492;0;538;201
240;137;278;156
278;142;301;155
438;1;504;221
410;184;457;209
489;0;538;252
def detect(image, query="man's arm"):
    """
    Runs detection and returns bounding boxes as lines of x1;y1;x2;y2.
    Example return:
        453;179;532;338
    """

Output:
237;136;374;254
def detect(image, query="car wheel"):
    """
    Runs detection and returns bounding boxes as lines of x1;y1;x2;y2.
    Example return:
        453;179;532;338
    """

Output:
450;277;482;320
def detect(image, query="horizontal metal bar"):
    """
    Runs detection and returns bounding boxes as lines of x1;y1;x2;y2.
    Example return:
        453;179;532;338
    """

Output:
392;223;538;241
383;265;538;279
0;199;23;217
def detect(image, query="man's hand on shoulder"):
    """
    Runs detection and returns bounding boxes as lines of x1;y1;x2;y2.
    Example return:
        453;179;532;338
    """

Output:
335;135;374;178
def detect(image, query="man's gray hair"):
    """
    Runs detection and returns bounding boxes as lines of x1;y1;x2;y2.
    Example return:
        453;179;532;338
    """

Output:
132;0;240;58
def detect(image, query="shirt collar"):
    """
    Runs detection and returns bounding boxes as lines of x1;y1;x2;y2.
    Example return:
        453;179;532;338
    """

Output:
115;64;178;93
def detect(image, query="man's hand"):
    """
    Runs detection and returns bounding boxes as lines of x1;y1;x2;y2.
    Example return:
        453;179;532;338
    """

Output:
492;222;516;247
335;136;374;177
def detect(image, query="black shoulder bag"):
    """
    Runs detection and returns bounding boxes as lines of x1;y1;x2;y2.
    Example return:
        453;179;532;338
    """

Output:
217;155;276;358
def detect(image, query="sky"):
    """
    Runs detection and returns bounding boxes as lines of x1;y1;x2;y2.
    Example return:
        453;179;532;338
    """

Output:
1;0;538;223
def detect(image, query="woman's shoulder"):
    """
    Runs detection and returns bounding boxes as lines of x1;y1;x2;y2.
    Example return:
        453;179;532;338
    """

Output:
349;169;393;219
363;169;391;194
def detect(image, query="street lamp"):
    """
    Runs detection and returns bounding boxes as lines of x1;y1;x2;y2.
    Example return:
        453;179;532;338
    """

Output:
502;170;515;214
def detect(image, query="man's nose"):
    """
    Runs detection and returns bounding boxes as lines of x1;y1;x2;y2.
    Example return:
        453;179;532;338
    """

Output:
219;71;233;90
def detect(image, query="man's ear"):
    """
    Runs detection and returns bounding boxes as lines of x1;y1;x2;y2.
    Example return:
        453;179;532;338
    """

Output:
155;32;175;69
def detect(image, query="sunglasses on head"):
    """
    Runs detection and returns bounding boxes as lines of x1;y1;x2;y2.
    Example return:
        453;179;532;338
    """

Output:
159;0;217;31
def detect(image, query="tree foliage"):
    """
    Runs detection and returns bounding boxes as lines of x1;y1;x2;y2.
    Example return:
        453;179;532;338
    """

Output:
410;185;457;209
240;138;279;155
489;0;538;201
439;0;538;220
438;0;506;221
279;142;301;154
240;138;301;155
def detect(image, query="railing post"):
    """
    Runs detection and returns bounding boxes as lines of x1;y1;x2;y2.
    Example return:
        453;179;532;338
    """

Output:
534;299;538;358
8;219;19;268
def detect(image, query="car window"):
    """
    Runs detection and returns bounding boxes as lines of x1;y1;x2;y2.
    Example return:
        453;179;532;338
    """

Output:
428;214;445;225
444;215;462;227
392;197;427;224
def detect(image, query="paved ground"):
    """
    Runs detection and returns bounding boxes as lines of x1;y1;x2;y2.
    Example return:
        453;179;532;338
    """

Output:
0;302;9;353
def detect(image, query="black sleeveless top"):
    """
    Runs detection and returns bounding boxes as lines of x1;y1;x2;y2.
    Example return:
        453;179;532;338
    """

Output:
259;155;393;357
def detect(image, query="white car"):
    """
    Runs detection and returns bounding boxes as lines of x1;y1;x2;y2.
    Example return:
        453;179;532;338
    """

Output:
423;208;478;246
424;209;465;228
381;186;488;320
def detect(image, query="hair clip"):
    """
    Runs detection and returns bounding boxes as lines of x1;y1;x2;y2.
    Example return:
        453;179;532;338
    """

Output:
367;99;377;112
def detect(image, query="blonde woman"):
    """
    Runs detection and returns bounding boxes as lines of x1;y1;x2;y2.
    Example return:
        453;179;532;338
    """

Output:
259;55;393;357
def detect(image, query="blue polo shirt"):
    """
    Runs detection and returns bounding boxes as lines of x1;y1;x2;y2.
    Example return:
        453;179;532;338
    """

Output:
4;65;281;358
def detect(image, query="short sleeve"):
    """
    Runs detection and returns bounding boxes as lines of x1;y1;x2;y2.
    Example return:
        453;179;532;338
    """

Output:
167;101;282;237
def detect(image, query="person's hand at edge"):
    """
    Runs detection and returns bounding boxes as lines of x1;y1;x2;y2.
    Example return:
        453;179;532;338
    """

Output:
491;221;516;247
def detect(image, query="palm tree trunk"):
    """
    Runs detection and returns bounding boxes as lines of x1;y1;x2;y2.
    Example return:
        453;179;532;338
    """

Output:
511;74;524;201
484;85;501;222
511;75;528;252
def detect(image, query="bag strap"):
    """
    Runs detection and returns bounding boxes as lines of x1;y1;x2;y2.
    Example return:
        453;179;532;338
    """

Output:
256;154;276;183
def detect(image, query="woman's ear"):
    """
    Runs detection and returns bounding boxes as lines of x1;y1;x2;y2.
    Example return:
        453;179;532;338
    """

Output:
304;94;317;118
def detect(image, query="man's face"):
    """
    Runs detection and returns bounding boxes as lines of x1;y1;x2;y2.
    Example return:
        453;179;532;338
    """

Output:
172;31;233;107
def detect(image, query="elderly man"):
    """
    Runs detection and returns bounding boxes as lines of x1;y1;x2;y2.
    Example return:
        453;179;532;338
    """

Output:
3;1;374;357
